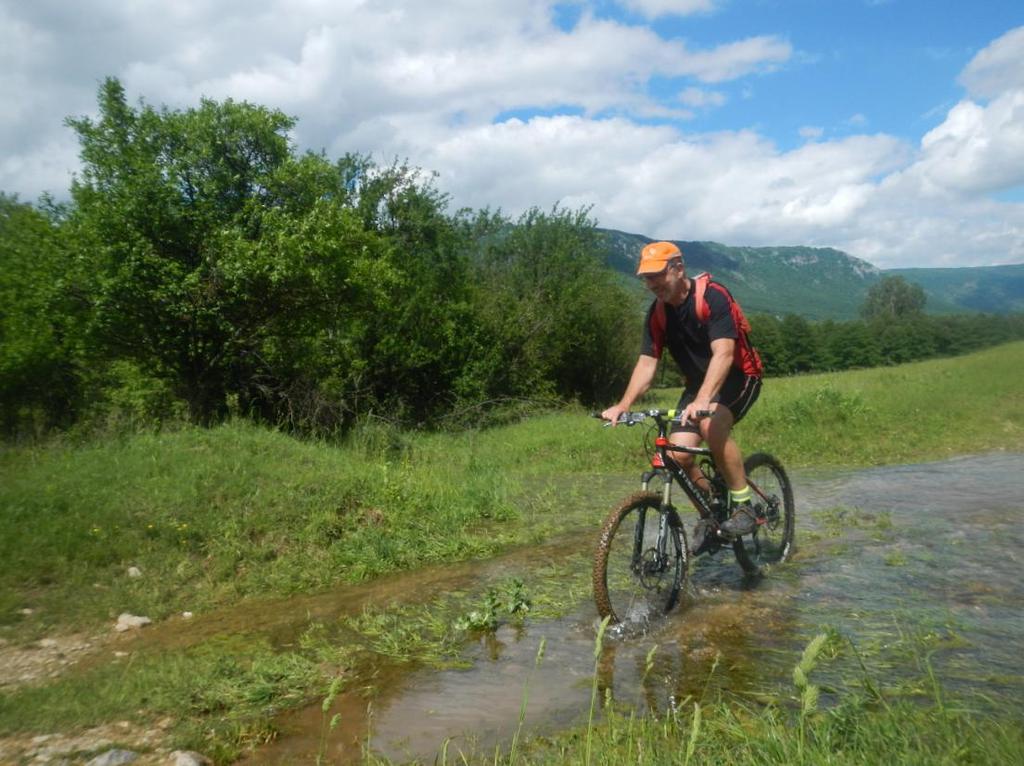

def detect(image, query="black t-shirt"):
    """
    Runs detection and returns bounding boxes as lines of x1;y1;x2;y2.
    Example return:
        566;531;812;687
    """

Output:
640;282;738;385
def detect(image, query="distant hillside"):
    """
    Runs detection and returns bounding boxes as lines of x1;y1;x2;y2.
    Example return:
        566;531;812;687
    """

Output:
886;265;1024;315
597;228;1023;320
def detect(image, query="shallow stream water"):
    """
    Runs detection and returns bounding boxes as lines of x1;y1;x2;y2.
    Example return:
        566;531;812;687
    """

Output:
235;452;1024;764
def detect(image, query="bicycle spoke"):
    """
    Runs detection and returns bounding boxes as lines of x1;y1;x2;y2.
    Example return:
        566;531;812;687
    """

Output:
732;453;795;573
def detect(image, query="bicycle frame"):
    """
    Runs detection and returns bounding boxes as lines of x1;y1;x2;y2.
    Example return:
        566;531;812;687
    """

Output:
609;409;722;579
631;408;777;524
635;409;722;522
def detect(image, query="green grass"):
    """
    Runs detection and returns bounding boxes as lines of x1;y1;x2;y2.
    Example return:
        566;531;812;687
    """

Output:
1;342;1023;761
399;631;1024;766
737;341;1024;466
489;692;1024;766
0;636;317;761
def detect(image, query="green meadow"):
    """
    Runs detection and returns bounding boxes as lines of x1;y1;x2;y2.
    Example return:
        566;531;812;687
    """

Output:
1;342;1023;762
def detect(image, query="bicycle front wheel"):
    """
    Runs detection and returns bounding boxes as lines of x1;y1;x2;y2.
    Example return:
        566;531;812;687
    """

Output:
732;452;795;574
593;492;688;625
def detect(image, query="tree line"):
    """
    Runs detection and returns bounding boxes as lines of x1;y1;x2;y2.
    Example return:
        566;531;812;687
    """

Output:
0;79;637;437
3;80;1022;439
749;275;1024;376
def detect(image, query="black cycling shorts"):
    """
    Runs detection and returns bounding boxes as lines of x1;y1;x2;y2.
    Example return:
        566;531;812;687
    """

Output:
671;371;762;435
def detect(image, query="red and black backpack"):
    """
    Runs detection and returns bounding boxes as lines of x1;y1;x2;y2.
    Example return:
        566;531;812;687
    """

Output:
651;272;763;377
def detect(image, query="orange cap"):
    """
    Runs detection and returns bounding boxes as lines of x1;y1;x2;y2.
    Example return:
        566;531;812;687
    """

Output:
636;241;683;275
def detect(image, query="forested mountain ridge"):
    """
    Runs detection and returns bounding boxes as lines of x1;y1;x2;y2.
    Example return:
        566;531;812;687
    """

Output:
597;228;1024;319
885;265;1024;316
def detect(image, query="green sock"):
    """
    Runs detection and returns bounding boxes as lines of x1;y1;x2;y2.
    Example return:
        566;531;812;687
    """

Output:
729;486;752;506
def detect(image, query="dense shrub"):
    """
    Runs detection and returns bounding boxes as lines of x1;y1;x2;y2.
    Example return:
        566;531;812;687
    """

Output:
0;80;635;437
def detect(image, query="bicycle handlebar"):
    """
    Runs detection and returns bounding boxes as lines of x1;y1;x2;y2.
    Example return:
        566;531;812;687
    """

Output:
590;409;715;427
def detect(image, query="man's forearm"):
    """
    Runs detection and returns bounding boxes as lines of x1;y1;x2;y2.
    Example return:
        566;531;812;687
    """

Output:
617;355;659;409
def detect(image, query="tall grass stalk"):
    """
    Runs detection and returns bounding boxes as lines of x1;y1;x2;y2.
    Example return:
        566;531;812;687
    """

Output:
316;676;343;766
792;632;827;760
362;702;375;766
683;702;701;766
508;637;546;764
698;651;720;703
585;617;611;766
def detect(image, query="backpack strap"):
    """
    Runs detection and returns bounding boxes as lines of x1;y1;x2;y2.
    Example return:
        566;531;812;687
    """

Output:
692;272;763;377
692;272;712;324
650;299;667;358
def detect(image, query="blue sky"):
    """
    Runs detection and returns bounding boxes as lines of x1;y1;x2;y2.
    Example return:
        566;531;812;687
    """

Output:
644;1;1021;146
1;1;1022;268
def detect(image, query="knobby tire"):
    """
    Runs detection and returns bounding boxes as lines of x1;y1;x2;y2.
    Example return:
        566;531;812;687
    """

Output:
731;452;795;575
592;492;688;625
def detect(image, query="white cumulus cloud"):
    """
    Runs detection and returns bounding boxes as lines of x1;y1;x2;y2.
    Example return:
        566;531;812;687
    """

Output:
959;25;1024;99
0;2;1021;268
616;0;718;19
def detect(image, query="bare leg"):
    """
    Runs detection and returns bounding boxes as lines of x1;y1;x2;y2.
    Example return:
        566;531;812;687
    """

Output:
668;429;710;511
700;405;746;491
703;405;761;536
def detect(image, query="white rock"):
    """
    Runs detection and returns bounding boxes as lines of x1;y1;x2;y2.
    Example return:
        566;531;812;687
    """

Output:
114;613;152;632
169;751;212;766
127;566;142;578
182;611;193;619
86;749;138;766
38;638;59;648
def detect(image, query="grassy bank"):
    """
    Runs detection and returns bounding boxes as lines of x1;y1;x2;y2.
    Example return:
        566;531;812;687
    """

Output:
443;627;1024;766
491;652;1024;766
1;342;1023;760
503;699;1024;766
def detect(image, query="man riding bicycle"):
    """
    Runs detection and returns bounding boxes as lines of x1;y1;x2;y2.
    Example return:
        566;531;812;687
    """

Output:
601;241;763;552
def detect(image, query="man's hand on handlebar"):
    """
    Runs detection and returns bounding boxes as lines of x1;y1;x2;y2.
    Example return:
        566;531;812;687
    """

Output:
683;400;715;427
600;404;629;427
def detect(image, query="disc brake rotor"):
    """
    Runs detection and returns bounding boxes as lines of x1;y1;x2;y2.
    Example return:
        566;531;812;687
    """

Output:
638;548;668;589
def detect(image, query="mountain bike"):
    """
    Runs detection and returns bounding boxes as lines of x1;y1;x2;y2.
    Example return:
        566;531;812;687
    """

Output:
591;409;795;625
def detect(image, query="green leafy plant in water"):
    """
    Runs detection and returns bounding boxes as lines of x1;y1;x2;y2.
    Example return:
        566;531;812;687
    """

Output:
502;577;532;618
454;588;501;632
454;578;532;632
342;604;462;666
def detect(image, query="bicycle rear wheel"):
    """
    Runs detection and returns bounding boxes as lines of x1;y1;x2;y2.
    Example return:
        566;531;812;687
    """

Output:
593;492;688;625
732;452;795;575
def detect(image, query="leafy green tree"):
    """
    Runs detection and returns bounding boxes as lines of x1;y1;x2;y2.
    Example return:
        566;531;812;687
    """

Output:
779;314;820;373
820;320;881;370
747;314;788;376
468;206;635;407
874;316;936;364
64;78;388;424
861;275;926;321
0;194;80;434
340;159;480;425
